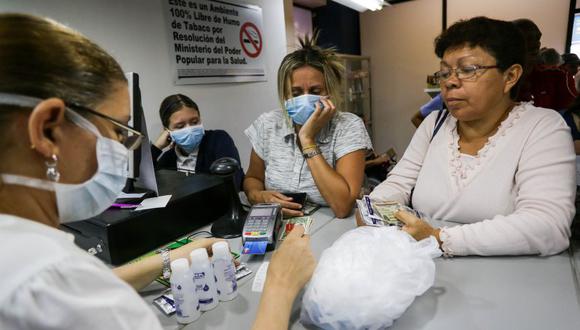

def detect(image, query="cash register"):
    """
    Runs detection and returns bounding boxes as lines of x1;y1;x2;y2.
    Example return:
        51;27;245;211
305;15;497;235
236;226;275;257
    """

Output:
61;170;231;265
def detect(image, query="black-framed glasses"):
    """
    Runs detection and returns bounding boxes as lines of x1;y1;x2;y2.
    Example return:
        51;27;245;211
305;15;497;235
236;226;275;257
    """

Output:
66;103;144;151
433;64;499;84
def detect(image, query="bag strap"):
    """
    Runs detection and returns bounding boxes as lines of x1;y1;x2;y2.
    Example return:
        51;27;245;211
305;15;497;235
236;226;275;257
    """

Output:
410;108;448;208
430;109;449;142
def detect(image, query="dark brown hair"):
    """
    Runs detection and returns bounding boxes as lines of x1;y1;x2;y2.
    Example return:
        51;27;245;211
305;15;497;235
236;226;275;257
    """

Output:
434;16;526;100
158;94;199;128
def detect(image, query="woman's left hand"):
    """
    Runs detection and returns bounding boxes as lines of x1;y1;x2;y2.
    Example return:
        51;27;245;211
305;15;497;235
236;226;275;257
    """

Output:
395;210;441;243
298;97;336;145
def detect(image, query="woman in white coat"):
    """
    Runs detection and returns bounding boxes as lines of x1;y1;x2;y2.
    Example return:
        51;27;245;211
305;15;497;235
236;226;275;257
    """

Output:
0;13;314;329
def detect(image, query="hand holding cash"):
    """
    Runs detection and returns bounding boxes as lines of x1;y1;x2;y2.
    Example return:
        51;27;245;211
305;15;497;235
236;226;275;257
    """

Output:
395;210;442;245
279;216;313;240
356;195;426;228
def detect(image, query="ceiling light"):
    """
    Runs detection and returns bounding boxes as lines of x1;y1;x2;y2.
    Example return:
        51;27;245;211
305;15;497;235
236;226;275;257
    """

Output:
332;0;389;12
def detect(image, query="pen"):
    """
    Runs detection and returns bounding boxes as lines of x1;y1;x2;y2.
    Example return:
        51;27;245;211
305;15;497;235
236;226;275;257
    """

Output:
110;203;140;209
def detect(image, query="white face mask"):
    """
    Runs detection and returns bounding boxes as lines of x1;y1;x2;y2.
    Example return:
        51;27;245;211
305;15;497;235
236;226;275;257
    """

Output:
0;93;129;223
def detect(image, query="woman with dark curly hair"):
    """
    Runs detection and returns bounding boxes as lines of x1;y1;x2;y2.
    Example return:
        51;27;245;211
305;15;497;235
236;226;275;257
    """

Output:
370;17;576;257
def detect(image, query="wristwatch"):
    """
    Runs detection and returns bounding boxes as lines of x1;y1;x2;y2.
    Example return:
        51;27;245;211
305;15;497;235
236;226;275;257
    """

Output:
158;248;171;280
303;147;322;159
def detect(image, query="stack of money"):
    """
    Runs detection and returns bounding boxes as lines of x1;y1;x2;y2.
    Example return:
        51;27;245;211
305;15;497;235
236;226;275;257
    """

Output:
373;202;403;227
279;216;313;240
356;196;407;227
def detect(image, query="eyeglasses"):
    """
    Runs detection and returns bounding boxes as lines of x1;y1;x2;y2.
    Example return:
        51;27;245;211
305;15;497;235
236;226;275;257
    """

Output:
433;64;499;84
66;103;144;151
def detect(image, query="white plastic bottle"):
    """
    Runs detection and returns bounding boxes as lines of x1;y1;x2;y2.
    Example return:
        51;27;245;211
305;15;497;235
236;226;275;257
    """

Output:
211;241;238;301
190;248;219;311
170;258;200;324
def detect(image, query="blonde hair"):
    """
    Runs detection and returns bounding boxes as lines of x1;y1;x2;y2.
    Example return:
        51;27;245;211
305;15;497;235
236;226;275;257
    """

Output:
277;31;344;109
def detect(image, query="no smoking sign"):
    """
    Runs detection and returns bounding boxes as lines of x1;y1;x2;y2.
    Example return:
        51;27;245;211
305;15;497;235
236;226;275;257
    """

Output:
239;22;262;58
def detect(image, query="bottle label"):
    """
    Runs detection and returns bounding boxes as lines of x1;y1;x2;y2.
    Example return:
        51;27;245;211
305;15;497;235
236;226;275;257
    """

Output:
199;297;214;305
214;260;238;295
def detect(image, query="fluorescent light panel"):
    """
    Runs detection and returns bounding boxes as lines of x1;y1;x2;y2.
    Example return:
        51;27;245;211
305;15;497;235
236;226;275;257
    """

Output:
332;0;386;12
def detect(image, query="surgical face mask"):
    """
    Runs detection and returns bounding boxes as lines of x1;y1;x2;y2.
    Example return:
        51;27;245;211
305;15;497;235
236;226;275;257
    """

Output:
284;94;323;125
170;124;205;154
0;93;129;223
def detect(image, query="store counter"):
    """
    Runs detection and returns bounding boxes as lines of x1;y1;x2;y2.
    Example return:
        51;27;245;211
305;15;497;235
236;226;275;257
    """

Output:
141;210;580;330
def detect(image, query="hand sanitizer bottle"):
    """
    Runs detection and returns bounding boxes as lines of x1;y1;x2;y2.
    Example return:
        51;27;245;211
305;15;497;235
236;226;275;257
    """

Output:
211;241;238;301
190;248;219;311
170;258;200;324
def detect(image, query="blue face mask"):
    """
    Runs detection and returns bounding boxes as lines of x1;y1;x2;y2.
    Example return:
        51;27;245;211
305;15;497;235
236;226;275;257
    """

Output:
285;94;322;125
170;124;205;154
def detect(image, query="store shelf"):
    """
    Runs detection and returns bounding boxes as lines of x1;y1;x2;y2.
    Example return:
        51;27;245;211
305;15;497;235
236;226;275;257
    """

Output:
337;54;373;142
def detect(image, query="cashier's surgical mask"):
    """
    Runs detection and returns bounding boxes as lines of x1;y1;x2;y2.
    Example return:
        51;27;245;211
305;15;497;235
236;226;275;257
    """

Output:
0;93;130;223
285;94;322;125
170;124;205;154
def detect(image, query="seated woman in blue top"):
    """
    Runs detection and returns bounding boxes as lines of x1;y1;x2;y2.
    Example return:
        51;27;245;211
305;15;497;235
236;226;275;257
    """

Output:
151;94;244;190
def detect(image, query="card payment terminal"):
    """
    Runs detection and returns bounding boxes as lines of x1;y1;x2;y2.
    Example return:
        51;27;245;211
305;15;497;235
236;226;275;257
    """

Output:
241;203;282;255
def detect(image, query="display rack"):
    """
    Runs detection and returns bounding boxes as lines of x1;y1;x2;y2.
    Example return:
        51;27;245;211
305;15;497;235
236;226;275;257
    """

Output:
337;54;373;142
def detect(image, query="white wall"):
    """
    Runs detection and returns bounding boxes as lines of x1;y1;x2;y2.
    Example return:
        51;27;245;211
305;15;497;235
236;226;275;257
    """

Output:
448;0;570;53
2;0;287;169
360;0;442;156
361;0;571;157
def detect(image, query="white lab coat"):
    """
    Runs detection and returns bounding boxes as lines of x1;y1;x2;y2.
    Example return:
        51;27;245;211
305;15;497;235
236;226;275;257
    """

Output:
0;214;162;329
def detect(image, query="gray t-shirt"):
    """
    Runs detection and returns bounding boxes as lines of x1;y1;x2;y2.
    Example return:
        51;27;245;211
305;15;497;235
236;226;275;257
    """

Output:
245;109;373;205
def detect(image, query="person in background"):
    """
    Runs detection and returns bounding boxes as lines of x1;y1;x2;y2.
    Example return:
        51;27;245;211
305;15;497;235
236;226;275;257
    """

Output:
562;96;580;154
561;95;580;239
514;19;577;110
0;13;315;329
561;53;580;77
513;18;542;102
152;94;244;191
244;33;372;218
411;93;444;127
539;48;562;67
561;53;580;93
369;16;575;257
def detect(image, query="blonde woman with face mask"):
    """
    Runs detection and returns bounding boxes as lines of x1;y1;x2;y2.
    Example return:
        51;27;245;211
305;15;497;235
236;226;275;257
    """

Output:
244;33;373;218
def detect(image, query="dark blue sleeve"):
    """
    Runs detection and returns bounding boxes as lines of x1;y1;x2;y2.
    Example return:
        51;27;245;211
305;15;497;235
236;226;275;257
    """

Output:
562;111;580;140
211;131;245;191
151;144;177;170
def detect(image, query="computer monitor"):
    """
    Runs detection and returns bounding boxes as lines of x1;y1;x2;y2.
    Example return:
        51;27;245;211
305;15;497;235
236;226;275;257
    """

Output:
126;72;142;180
124;72;158;195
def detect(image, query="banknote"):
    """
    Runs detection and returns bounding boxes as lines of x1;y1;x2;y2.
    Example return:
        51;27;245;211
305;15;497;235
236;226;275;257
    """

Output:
279;216;313;240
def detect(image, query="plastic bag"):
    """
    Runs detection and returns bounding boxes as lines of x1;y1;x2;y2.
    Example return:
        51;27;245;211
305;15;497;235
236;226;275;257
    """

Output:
300;226;441;330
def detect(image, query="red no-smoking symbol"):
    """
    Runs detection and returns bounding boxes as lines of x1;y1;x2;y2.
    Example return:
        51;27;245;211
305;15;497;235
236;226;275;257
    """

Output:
239;22;262;58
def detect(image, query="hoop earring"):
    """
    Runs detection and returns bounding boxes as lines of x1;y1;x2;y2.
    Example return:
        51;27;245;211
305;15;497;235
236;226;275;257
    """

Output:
45;154;60;182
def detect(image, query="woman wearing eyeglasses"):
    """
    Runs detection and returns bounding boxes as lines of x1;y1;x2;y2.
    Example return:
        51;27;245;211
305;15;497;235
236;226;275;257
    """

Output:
368;17;576;256
0;14;315;329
